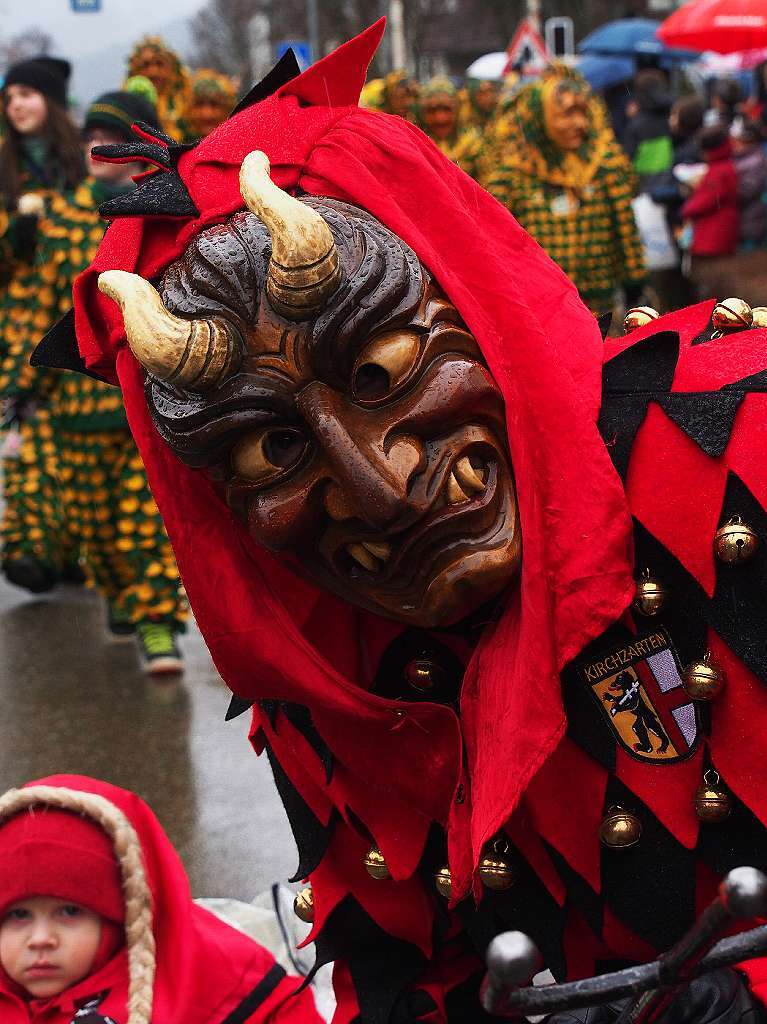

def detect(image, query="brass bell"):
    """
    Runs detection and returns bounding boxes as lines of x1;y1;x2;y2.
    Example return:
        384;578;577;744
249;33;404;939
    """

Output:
683;651;725;701
293;886;315;923
478;838;515;892
751;306;767;329
363;845;390;880
712;298;753;332
694;770;731;823
404;657;446;693
633;569;667;617
624;306;660;333
435;865;453;899
599;806;642;849
713;516;759;565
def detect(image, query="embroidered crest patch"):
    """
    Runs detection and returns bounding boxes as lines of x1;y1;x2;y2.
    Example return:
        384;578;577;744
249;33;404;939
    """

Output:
580;628;698;763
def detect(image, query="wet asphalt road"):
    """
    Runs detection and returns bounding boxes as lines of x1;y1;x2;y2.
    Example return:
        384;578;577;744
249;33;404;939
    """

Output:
0;576;297;900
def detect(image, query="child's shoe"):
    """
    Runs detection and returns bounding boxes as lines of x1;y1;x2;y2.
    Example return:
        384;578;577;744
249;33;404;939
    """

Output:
136;620;183;675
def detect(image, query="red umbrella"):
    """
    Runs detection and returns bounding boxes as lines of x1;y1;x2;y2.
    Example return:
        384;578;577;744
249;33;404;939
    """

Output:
658;0;767;54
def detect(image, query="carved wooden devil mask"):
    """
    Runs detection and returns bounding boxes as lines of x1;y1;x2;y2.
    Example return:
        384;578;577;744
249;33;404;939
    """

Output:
100;152;521;627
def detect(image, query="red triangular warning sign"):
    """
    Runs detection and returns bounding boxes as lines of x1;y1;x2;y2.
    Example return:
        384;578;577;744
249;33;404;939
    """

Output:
505;18;551;74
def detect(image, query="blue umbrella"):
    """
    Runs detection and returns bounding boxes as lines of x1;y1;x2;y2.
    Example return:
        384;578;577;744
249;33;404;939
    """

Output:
577;54;635;91
578;18;699;63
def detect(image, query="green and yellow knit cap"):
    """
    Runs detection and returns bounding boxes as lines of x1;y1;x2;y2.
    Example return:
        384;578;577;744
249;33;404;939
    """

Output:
83;90;160;141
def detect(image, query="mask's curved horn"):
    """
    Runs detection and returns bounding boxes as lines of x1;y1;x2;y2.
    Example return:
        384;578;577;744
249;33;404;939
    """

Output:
239;150;342;321
98;270;241;392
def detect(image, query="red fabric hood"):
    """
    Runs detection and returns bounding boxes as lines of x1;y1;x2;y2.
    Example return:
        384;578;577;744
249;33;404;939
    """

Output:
0;775;317;1023
72;22;635;897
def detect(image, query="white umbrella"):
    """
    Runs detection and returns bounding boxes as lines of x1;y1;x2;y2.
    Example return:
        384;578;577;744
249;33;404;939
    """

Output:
465;52;508;81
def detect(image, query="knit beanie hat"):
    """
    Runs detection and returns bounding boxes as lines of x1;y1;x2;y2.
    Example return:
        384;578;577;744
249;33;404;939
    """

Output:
0;807;124;923
84;90;160;141
4;57;71;107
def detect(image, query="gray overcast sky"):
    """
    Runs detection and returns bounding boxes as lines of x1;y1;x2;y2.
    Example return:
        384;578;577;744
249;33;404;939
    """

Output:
0;0;202;58
0;0;208;110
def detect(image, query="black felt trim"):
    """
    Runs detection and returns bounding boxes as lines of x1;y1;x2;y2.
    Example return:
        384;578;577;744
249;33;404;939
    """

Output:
31;310;111;383
598;312;612;340
444;973;499;1023
372;629;464;707
598;331;680;480
264;741;333;882
230;50;302;117
489;848;568;981
219;963;286;1023
707;472;767;686
307;895;427;1024
600;776;696;950
279;702;333;784
544;841;604;939
697;767;767;877
561;621;636;772
225;695;253;721
99;168;199;219
95;123;199;220
260;699;279;729
657;391;746;458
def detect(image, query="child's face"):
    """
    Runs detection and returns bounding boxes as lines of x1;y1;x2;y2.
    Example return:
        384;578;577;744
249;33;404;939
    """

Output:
0;897;102;998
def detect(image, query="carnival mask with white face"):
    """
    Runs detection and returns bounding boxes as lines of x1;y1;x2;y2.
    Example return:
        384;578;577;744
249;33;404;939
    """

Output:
100;152;521;628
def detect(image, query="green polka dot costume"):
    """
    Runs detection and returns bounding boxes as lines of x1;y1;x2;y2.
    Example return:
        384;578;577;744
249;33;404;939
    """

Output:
2;177;187;628
485;66;646;314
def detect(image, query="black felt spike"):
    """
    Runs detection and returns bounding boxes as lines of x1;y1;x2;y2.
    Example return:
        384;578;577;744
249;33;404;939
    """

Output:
99;169;199;219
722;368;767;393
279;702;333;783
92;140;172;169
264;741;333;882
598;312;612;340
224;695;253;721
657;391;746;457
306;895;427;1024
544;841;604;940
598;331;680;480
708;472;767;685
31;309;111;383
444;974;500;1023
229;49;302;118
133;119;177;147
601;776;696;950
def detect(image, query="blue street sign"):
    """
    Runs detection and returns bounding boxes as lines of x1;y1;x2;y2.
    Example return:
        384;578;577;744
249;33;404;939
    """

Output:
71;0;101;9
276;40;312;71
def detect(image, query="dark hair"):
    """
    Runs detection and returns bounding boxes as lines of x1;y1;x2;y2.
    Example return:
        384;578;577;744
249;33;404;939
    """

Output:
698;124;728;152
0;98;84;207
714;78;743;110
671;95;704;138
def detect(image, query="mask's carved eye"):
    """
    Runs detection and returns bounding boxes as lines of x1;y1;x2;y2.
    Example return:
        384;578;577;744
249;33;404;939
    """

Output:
352;331;420;403
231;428;307;483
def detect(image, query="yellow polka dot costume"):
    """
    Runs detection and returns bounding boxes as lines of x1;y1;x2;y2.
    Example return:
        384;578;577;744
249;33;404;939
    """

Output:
125;37;192;144
2;177;186;628
485;65;646;313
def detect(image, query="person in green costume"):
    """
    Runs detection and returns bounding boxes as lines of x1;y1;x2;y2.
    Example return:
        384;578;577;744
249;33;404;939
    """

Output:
0;57;84;594
45;91;188;674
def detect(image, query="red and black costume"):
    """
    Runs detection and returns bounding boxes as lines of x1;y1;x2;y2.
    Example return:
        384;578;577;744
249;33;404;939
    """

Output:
50;21;767;1024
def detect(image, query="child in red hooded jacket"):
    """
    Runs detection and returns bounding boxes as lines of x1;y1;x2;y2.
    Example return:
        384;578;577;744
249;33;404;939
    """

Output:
0;775;323;1024
681;123;740;259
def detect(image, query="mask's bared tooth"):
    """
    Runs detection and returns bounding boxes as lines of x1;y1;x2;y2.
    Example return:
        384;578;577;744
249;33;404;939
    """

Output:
446;471;470;505
454;456;486;493
348;542;379;571
362;541;392;561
